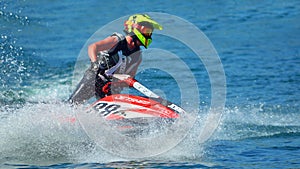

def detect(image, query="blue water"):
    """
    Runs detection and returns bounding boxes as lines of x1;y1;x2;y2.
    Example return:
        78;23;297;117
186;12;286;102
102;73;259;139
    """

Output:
1;0;300;168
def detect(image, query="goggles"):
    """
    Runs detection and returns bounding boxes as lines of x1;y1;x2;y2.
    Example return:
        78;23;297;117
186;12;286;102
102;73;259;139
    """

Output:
138;25;153;37
133;28;152;48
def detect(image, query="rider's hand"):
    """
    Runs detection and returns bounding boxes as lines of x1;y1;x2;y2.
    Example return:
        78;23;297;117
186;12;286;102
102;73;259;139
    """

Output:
91;61;99;72
91;50;110;72
98;50;110;69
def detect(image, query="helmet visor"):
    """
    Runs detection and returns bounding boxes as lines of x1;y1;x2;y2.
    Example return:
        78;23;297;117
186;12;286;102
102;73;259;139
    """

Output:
133;28;152;48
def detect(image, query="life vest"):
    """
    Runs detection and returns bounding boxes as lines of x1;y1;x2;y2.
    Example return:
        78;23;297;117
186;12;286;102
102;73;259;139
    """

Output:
98;32;141;77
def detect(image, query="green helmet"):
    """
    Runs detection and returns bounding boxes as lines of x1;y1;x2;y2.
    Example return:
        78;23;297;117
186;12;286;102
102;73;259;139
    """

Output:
124;14;163;48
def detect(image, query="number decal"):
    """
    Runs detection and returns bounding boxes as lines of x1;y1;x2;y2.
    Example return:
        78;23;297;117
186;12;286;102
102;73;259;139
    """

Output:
103;104;121;116
93;102;121;117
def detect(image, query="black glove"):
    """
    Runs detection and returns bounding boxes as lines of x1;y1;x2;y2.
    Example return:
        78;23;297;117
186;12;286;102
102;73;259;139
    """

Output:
90;50;109;73
91;61;99;72
98;50;110;69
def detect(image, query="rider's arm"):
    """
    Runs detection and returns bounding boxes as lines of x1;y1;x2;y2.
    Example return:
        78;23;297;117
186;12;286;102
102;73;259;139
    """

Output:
88;36;119;62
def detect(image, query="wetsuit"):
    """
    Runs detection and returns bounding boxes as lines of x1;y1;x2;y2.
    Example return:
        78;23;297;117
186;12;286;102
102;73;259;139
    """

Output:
68;33;141;104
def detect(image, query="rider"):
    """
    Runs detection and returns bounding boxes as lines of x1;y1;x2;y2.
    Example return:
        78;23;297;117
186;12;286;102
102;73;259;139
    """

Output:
68;14;163;104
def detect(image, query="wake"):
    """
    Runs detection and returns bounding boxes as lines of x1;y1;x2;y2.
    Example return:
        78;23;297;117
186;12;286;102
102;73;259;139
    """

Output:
0;102;203;164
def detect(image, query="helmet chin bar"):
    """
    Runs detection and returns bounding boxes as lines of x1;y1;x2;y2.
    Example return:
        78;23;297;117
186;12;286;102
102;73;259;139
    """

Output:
133;28;152;48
